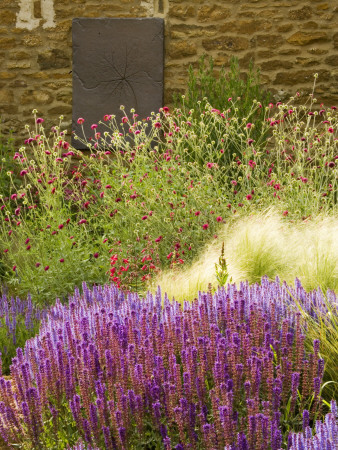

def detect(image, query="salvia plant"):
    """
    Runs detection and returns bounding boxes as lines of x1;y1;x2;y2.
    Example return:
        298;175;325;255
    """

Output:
0;291;47;375
288;400;338;449
0;279;331;449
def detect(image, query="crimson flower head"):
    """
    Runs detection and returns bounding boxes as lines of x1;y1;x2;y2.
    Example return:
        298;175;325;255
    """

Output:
154;122;161;128
93;252;99;259
77;118;84;125
105;185;112;189
216;216;223;222
246;123;252;129
206;162;214;169
35;262;41;267
141;215;148;220
59;258;64;263
195;211;201;216
20;170;28;176
246;194;253;200
44;265;49;271
36;118;44;124
283;210;288;216
202;223;209;230
122;117;128;123
58;224;64;229
12;265;16;271
78;219;87;225
328;127;334;133
155;236;163;242
91;124;98;130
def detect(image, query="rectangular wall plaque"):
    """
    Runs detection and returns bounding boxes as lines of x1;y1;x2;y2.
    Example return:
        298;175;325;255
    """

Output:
72;18;164;149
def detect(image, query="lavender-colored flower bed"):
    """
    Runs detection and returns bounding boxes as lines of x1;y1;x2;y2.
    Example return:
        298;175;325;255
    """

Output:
0;279;336;449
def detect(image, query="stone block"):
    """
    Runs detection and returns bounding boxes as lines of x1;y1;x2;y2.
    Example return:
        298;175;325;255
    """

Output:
72;18;164;149
197;5;231;22
168;41;197;58
37;49;71;70
287;31;328;46
288;7;312;20
202;36;249;52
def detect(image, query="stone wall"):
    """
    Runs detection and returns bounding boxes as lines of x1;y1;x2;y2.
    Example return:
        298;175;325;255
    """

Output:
0;0;337;140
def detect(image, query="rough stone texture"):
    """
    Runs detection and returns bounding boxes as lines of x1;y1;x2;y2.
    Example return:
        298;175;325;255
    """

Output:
0;0;337;140
72;18;163;149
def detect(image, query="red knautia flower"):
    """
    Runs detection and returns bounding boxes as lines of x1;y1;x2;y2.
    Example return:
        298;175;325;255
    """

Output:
20;170;28;176
11;194;17;200
248;160;256;169
44;266;49;271
216;216;223;222
141;265;147;271
25;238;30;244
167;252;173;259
93;253;99;259
195;211;201;216
246;123;252;129
115;198;122;202
78;219;87;225
283;211;288;216
100;192;104;198
202;223;209;230
51;187;56;194
36;118;44;124
103;238;108;243
66;218;70;224
15;207;20;216
246;194;252;200
206;162;214;169
122;116;128;123
328;127;334;133
141;215;148;220
77;118;84;125
154;122;161;128
155;236;163;242
12;265;16;271
104;114;112;121
91;124;98;130
105;185;112;189
328;161;335;168
231;180;237;186
59;258;64;263
35;262;41;267
4;249;8;253
247;139;254;146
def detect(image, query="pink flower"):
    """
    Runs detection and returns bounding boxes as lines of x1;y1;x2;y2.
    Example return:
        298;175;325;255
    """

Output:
141;215;148;220
11;194;17;200
248;160;256;169
44;266;49;271
141;264;147;271
91;124;98;130
115;198;122;202
105;185;112;189
231;180;237;186
155;236;163;242
247;139;254;146
12;266;16;271
154;122;161;128
20;170;27;176
58;224;64;229
167;252;173;259
93;253;99;258
59;258;64;263
36;118;44;124
78;219;87;225
328;127;334;133
35;262;41;267
246;194;252;200
103;238;108;243
283;210;288;216
216;216;223;222
77;118;84;124
195;211;201;216
26;245;31;250
25;238;30;244
4;249;8;253
202;223;209;230
100;192;104;198
122;116;128;123
246;123;252;129
206;162;214;169
104;114;112;121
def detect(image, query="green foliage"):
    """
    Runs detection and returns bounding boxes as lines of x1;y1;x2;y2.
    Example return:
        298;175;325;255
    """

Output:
214;241;232;287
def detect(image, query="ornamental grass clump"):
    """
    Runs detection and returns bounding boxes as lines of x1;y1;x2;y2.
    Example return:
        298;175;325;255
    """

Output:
0;280;327;449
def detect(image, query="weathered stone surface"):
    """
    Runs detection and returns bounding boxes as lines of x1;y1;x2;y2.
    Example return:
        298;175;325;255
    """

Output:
254;35;284;49
325;55;338;66
288;7;312;20
277;24;293;32
22;35;42;47
6;61;31;69
169;5;195;20
219;19;272;34
274;70;330;85
72;18;164;149
301;21;319;30
287;31;328;45
48;105;72;115
197;5;231;22
202;36;249;52
37;49;70;70
260;60;293;71
168;41;197;58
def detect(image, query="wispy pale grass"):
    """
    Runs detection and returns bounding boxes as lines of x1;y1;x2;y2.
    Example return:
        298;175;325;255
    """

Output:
149;210;338;302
